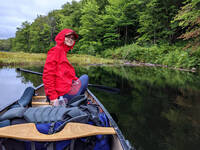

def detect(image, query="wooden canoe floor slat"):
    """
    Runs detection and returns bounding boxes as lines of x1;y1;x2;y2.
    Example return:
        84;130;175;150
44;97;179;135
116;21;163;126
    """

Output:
32;96;46;99
32;102;50;105
0;122;116;141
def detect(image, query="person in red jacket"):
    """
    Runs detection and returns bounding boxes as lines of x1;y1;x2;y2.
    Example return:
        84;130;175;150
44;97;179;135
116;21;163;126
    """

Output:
43;29;88;106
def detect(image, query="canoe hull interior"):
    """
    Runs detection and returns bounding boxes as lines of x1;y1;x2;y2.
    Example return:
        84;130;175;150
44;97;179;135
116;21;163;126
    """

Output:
0;84;127;150
33;85;124;150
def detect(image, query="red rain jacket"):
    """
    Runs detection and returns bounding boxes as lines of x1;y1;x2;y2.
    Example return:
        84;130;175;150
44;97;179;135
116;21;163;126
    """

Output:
42;29;79;100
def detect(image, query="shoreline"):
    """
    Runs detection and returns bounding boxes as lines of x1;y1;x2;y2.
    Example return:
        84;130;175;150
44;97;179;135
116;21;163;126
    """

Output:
0;51;197;72
123;61;197;72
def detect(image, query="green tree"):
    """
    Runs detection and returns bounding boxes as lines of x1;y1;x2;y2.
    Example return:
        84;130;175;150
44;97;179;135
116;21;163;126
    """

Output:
47;10;61;44
59;0;82;32
137;0;184;45
173;0;200;50
102;0;139;49
0;38;12;51
12;21;31;52
95;0;108;13
29;15;51;53
79;0;103;54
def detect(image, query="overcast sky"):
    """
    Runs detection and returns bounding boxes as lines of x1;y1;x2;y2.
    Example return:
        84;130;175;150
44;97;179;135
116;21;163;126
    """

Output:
0;0;72;39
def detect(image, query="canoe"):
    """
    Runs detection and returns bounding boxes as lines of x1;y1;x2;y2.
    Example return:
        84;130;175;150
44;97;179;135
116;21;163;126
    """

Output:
0;84;133;150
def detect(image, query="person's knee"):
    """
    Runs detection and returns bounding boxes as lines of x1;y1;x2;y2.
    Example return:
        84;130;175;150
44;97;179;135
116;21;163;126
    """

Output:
80;74;89;84
79;74;89;93
80;74;89;81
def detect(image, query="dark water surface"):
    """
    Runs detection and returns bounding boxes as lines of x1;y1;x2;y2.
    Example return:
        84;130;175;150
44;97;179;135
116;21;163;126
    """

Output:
1;65;200;150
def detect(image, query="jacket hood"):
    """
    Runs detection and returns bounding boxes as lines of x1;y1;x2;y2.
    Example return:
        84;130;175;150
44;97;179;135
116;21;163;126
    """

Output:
55;29;78;50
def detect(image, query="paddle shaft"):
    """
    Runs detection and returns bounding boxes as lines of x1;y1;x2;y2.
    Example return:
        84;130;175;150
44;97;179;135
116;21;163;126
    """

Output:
17;68;120;93
17;68;42;76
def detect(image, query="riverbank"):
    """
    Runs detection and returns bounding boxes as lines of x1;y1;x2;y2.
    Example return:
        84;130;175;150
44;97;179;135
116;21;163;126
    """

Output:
0;51;198;72
102;43;200;72
0;51;121;67
0;51;46;67
123;60;197;72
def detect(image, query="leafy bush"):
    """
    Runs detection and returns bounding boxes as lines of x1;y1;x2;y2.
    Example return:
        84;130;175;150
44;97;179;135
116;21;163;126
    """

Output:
78;41;102;55
102;43;200;69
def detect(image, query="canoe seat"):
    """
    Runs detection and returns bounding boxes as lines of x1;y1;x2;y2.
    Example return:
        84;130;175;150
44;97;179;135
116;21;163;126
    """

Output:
0;122;116;141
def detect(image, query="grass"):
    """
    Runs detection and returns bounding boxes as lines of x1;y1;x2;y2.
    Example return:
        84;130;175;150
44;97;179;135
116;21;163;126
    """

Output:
0;51;121;67
0;51;46;67
69;54;121;65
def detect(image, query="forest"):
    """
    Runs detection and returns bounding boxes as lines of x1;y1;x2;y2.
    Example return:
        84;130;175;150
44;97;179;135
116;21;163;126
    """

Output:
1;0;200;69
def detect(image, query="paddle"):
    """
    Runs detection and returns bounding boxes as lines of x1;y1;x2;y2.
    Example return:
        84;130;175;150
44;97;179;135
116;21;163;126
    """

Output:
16;68;120;93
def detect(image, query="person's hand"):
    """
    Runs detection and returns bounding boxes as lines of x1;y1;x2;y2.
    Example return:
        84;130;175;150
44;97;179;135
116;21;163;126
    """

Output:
50;99;59;106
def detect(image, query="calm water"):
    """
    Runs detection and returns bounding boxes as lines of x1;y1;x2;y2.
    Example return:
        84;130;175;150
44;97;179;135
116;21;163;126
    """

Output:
1;65;200;150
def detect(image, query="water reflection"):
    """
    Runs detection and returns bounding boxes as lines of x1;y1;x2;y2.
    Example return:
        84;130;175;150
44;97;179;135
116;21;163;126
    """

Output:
1;66;200;150
76;66;200;150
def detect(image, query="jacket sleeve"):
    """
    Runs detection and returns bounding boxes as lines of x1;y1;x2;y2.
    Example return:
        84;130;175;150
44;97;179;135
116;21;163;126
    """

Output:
42;49;58;100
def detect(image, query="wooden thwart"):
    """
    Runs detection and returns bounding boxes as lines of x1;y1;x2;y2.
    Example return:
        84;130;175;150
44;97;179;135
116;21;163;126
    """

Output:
0;122;116;141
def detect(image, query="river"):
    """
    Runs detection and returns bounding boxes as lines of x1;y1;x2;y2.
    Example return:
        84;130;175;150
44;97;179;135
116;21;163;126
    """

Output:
0;65;200;150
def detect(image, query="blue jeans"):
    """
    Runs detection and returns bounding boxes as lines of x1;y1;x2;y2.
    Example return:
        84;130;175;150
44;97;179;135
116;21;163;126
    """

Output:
63;74;89;101
47;74;89;102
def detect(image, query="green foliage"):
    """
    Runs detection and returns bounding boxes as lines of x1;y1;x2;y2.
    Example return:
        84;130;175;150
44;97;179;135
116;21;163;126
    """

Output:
59;1;82;32
79;0;104;54
78;40;102;55
161;49;194;68
5;0;200;70
102;0;139;48
173;0;200;50
102;43;200;69
12;21;31;52
137;0;184;44
29;15;53;53
0;39;12;51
